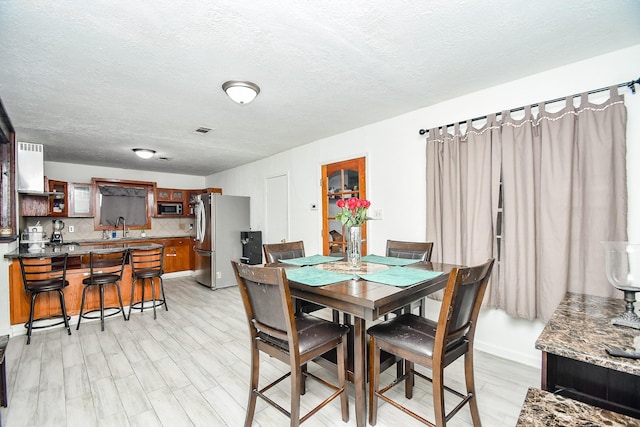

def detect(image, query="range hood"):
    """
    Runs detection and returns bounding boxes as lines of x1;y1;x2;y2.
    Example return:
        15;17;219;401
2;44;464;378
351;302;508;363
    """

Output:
17;142;60;196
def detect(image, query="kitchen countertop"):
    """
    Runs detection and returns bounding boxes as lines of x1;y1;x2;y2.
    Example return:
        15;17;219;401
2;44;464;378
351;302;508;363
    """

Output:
3;241;163;259
535;292;640;376
516;387;639;426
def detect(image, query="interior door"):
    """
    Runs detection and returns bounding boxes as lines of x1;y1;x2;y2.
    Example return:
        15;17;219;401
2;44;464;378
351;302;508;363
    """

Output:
265;174;289;244
322;157;367;255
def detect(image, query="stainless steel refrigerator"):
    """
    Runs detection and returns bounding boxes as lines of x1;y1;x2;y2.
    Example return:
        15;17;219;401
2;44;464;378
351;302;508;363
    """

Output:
194;194;250;289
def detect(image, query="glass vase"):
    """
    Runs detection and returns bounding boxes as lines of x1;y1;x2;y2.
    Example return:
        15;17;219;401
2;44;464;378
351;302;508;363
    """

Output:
347;226;362;270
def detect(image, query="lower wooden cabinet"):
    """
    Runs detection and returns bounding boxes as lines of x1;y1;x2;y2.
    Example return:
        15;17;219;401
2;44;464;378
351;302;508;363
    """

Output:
158;238;192;273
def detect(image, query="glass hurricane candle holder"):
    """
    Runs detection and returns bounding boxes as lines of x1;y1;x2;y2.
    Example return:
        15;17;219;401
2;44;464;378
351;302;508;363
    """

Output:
601;241;640;329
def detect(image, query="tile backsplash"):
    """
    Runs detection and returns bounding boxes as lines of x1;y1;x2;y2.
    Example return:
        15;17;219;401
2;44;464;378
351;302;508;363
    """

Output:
22;217;195;242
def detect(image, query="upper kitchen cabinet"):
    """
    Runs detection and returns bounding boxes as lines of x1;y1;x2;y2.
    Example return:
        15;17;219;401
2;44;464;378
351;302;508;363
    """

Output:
156;188;185;202
48;179;67;216
68;183;93;217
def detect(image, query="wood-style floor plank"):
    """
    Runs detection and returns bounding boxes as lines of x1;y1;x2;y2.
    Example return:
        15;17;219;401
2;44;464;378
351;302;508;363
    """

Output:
0;275;540;426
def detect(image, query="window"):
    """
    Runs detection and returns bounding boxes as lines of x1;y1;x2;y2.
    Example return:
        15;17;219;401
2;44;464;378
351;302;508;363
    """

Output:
92;178;154;231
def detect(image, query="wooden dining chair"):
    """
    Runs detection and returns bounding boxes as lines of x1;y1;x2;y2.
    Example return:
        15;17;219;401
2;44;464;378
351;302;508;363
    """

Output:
231;260;350;427
385;239;434;317
368;259;495;427
263;241;327;315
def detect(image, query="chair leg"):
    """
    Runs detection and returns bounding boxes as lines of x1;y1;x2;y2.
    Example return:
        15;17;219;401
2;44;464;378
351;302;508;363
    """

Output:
290;366;301;427
368;336;380;426
114;282;127;321
405;360;414;399
159;276;168;311
151;278;157;319
58;289;71;336
338;335;349;422
76;285;88;330
99;284;105;331
244;346;259;427
26;292;37;345
128;278;138;319
465;351;481;426
432;364;446;427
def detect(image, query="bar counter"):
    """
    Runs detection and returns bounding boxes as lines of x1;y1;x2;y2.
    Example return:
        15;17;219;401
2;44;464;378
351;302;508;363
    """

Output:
536;292;640;418
3;241;163;259
5;242;164;326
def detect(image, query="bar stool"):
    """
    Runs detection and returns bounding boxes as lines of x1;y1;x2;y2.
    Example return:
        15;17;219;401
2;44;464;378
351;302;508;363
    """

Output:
18;253;72;345
129;247;167;319
77;249;128;331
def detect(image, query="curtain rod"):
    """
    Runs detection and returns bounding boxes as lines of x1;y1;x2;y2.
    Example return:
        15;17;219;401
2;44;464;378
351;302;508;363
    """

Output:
418;76;640;136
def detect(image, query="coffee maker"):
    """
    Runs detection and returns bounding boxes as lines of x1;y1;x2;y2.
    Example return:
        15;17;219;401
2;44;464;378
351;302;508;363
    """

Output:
51;219;64;244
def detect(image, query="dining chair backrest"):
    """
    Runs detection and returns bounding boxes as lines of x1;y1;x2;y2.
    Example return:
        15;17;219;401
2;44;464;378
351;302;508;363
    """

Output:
86;249;128;285
19;253;69;292
437;259;495;353
263;241;305;263
232;260;295;347
385;240;433;261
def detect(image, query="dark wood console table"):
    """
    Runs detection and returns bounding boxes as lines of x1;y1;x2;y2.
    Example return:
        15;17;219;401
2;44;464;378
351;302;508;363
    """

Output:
536;292;640;418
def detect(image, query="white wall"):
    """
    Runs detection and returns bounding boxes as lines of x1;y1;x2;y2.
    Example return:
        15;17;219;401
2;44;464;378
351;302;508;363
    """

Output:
44;162;205;189
205;45;640;367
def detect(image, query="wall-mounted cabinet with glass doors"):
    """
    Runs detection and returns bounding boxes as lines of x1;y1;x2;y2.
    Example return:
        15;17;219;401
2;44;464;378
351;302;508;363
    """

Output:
321;157;367;256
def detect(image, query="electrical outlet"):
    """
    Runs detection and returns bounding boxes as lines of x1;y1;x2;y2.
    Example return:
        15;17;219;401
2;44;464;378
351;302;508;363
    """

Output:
216;271;222;279
68;225;75;233
189;224;193;230
373;209;384;220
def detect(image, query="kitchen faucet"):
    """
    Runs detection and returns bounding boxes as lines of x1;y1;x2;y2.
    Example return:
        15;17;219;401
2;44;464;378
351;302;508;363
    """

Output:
115;216;127;238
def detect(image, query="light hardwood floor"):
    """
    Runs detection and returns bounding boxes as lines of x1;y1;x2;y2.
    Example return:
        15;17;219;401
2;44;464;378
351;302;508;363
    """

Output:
0;275;540;426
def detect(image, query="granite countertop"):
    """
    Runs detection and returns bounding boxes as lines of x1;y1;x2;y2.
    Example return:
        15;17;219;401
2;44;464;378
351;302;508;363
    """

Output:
516;387;639;426
535;292;640;376
78;235;195;244
4;242;163;259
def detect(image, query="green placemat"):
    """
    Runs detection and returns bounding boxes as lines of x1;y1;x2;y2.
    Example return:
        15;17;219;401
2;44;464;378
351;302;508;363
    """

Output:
279;254;342;266
358;266;443;287
361;254;420;266
285;266;354;286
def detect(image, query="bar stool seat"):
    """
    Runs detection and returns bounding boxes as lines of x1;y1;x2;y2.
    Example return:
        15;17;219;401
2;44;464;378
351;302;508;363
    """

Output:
77;249;128;331
129;247;167;319
18;253;72;345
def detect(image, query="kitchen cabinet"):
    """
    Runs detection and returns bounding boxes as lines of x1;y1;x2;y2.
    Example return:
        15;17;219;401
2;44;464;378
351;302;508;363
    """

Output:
186;188;223;216
68;183;93;217
160;238;192;273
0;100;16;237
48;179;68;216
321;157;367;256
156;188;185;202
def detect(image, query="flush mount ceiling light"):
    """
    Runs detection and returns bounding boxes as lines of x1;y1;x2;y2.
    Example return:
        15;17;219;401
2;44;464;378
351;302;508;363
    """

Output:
133;148;156;159
222;80;260;104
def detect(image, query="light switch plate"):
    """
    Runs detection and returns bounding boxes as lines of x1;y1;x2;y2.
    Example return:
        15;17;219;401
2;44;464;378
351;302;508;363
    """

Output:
68;226;75;233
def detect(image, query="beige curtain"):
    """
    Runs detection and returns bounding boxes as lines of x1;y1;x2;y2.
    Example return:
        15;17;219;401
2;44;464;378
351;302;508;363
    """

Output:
503;89;627;320
427;88;627;320
426;117;501;299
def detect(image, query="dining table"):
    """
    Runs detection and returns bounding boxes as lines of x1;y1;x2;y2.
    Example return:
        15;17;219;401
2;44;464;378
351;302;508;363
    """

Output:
271;254;458;427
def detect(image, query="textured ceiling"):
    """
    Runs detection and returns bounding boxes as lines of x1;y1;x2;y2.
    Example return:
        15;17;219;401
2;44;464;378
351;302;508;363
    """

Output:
1;1;639;176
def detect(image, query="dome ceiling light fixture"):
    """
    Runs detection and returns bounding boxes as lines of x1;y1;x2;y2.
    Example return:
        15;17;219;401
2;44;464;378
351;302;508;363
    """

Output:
133;148;156;159
222;80;260;104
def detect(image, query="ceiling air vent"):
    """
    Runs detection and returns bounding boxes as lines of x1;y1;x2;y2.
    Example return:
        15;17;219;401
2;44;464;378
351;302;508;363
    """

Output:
194;127;212;134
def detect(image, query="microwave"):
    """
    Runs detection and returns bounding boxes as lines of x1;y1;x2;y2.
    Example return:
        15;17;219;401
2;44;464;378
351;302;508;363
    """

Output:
157;202;183;215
